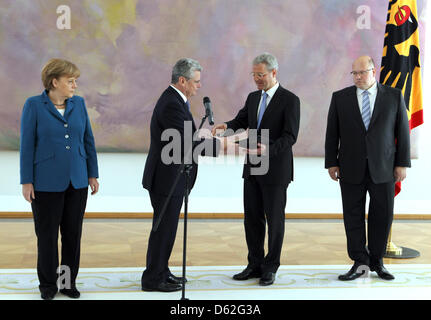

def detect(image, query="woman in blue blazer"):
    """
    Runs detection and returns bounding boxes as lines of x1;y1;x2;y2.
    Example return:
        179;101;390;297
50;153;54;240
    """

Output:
20;58;99;300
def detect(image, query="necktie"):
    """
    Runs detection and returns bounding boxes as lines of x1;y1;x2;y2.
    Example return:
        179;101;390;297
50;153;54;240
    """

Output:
257;92;268;128
361;90;371;130
185;100;191;112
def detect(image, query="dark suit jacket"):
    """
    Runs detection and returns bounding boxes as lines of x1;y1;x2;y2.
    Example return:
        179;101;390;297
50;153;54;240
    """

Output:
325;83;411;184
20;90;99;192
226;84;300;186
142;86;220;197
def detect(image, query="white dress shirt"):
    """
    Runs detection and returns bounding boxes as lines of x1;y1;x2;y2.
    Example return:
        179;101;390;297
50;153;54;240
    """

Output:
256;82;280;117
170;85;187;103
56;108;66;117
356;81;378;116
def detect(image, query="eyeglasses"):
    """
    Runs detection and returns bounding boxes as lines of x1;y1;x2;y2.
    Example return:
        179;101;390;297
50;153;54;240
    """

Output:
251;72;269;79
350;69;373;76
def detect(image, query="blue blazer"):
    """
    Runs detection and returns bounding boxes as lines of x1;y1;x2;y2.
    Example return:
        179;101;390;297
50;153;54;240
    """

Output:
20;90;99;192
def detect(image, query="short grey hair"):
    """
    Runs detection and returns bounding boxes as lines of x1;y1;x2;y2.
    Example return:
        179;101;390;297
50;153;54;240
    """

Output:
171;58;202;84
253;53;279;71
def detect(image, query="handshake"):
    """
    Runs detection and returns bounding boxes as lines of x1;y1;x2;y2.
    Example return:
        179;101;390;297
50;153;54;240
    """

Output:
196;123;267;156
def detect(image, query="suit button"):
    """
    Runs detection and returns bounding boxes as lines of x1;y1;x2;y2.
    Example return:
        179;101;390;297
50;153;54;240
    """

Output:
65;134;69;139
66;146;70;150
64;124;68;128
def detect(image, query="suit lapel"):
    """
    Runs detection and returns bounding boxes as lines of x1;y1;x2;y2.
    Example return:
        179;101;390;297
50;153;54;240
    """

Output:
347;86;367;132
249;91;261;129
41;91;66;123
368;83;384;130
167;86;196;130
251;84;283;129
64;97;75;120
261;85;282;121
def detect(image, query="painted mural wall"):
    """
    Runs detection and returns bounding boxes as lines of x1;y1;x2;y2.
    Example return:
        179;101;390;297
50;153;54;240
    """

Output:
0;0;427;155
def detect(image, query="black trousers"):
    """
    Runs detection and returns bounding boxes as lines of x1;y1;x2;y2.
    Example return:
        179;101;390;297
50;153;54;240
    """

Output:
243;176;288;273
141;192;183;287
31;183;88;294
340;167;395;267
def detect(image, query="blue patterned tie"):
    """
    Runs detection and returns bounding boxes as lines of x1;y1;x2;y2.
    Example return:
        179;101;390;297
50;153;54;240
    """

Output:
361;90;371;130
257;92;268;128
185;100;191;112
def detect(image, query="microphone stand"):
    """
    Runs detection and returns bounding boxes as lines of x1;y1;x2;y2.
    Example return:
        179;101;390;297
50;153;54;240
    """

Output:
152;114;209;300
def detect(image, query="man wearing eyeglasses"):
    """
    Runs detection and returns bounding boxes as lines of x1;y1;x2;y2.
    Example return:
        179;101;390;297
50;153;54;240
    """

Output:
211;53;300;286
141;58;226;292
325;56;411;281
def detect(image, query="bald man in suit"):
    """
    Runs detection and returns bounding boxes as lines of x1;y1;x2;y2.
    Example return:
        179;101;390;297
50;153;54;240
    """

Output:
325;56;411;281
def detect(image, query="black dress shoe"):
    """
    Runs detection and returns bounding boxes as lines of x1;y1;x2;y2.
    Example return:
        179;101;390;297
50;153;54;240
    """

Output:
142;281;182;292
41;291;56;300
233;267;262;280
370;265;395;280
259;272;276;286
60;287;81;298
167;274;187;285
338;265;367;281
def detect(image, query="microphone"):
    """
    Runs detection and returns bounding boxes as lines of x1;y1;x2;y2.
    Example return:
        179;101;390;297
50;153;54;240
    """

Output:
203;96;214;125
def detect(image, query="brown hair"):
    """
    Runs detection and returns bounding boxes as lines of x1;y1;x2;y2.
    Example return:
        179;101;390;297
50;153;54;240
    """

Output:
41;58;80;91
